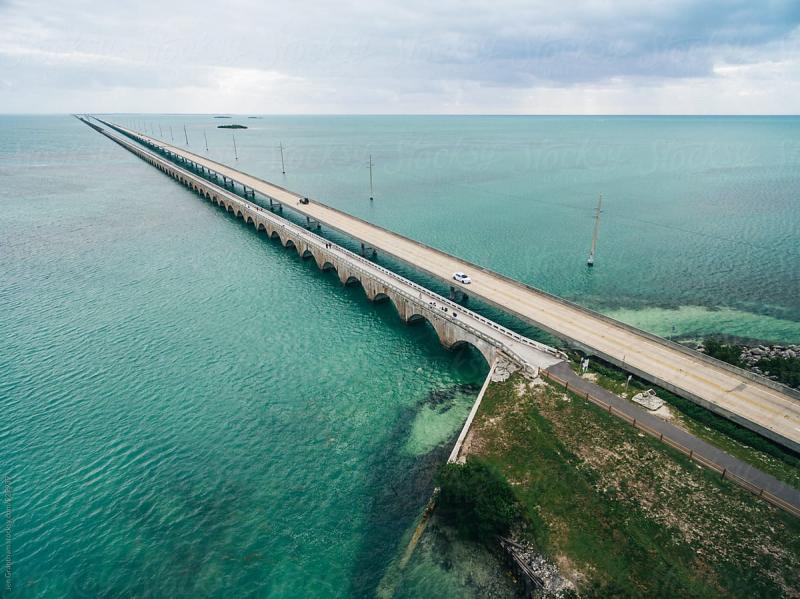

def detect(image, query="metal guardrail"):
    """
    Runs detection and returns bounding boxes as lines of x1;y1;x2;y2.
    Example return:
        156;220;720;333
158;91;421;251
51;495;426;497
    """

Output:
538;368;800;518
95;123;545;371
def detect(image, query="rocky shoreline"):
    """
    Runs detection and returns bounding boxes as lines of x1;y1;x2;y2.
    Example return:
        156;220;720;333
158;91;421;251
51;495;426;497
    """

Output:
739;344;799;364
696;341;800;388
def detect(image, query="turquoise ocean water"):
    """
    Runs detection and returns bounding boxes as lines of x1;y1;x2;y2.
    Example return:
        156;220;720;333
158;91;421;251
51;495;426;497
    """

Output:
1;115;799;597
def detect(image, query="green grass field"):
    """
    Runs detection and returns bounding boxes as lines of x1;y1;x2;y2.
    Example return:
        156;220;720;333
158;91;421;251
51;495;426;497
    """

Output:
570;354;800;490
467;374;800;598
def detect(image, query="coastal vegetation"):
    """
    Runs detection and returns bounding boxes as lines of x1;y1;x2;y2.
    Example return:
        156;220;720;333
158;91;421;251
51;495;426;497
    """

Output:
435;458;523;543
702;338;744;367
701;337;800;389
571;353;800;489
756;355;800;388
462;373;800;597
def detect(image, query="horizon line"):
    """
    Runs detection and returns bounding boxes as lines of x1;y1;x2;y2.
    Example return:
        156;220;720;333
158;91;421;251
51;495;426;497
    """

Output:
3;112;800;118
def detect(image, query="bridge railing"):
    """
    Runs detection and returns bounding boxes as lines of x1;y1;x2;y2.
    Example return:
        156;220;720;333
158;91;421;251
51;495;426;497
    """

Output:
101;120;565;362
98;124;542;371
100;119;563;363
242;208;536;368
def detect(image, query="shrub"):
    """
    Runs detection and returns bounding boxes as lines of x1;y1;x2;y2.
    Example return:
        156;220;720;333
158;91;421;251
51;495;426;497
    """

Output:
757;356;800;389
703;338;744;367
435;458;521;542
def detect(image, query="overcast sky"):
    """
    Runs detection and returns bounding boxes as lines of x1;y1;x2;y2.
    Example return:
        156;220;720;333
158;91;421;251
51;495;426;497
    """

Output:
1;0;799;114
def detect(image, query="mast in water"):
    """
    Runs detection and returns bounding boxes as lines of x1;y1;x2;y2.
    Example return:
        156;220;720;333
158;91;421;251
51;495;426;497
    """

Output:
368;154;374;201
587;194;602;267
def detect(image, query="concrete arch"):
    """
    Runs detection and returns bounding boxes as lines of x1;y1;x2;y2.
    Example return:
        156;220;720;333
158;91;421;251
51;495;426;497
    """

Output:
293;242;310;258
449;340;493;367
402;312;448;345
284;237;296;249
343;275;361;286
257;222;267;233
310;249;328;269
407;313;429;324
246;216;255;226
235;210;244;219
321;261;336;272
300;248;314;259
360;279;392;302
336;266;357;285
404;311;495;365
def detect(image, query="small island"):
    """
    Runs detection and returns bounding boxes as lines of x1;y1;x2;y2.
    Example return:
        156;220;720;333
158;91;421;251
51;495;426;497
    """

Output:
217;124;247;129
213;116;232;119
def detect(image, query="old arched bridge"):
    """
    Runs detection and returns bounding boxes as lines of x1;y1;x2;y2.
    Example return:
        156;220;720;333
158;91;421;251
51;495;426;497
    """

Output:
80;116;564;373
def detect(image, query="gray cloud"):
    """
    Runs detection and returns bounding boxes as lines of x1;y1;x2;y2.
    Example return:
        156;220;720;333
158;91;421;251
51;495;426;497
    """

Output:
0;0;798;113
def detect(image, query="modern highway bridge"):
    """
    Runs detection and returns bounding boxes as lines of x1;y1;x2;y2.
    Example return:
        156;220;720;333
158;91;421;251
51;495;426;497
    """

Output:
83;116;800;455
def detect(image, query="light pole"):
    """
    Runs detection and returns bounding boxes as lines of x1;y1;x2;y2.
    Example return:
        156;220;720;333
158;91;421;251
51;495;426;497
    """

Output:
368;154;374;201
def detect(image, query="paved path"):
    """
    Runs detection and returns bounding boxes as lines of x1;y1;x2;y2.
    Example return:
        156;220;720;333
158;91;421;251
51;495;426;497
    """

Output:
547;361;800;513
93;118;800;454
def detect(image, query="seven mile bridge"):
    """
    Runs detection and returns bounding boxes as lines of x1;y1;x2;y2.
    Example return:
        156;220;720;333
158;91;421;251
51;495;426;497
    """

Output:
87;116;800;454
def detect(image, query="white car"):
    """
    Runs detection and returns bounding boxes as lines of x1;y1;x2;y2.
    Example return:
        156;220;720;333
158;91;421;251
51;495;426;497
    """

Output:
452;272;472;284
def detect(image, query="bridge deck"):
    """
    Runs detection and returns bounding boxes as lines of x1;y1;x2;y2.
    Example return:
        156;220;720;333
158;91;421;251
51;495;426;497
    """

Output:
96;119;800;452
